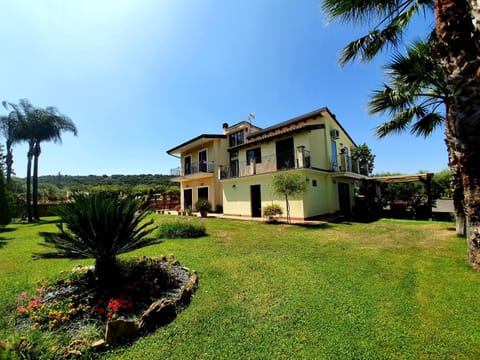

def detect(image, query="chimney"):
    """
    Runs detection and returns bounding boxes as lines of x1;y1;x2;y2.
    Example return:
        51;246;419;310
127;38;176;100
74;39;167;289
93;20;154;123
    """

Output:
222;123;228;134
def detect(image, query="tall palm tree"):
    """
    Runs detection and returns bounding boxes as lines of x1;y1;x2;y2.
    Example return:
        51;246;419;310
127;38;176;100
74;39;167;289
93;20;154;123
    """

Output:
322;0;480;267
435;0;480;268
368;40;465;235
9;99;77;221
30;109;77;220
0;103;22;187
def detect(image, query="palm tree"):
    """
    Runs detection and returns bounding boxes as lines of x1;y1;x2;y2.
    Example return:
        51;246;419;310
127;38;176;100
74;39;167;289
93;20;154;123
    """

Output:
8;99;77;221
434;0;480;267
321;0;434;66
368;40;465;235
37;192;159;288
0;102;22;187
322;0;480;268
30;109;77;220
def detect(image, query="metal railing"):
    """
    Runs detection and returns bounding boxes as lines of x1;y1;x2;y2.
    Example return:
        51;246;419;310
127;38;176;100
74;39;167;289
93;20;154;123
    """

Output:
170;161;215;176
331;154;369;175
219;150;311;179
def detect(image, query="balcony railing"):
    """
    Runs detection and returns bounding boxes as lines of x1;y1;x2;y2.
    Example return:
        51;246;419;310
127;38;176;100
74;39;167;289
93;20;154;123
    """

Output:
331;153;369;175
170;161;215;177
219;150;311;179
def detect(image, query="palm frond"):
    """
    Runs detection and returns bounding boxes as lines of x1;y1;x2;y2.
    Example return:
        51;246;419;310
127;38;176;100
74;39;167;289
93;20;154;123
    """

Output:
332;0;433;65
411;112;444;137
374;106;426;138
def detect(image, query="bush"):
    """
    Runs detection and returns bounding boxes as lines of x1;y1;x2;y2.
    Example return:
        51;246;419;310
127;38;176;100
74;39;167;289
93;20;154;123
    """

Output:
37;192;158;289
158;218;206;238
263;204;283;217
194;199;211;212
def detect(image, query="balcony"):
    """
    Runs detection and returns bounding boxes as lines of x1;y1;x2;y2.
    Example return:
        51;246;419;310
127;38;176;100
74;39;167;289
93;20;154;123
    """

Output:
170;161;215;178
219;150;311;179
331;153;369;176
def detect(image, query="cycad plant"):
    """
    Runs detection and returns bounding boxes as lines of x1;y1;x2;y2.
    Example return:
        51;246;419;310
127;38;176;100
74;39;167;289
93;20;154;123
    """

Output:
37;192;159;288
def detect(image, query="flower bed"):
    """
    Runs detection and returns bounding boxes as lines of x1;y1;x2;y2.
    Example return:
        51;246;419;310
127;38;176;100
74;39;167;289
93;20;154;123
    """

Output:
13;255;198;355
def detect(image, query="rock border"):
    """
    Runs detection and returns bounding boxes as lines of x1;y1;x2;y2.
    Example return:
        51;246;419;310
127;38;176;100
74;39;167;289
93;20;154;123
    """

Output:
89;255;199;350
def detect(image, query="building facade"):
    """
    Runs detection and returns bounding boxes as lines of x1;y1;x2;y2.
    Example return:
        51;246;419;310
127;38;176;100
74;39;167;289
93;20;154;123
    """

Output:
167;107;368;220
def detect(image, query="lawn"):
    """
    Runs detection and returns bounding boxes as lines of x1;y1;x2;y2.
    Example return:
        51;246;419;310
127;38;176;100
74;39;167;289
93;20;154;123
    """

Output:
1;216;479;359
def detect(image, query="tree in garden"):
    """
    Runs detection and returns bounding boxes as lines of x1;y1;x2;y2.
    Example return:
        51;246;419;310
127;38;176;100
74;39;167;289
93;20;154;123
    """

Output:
0;145;12;226
368;39;465;235
271;172;308;223
0;104;22;187
322;0;480;268
37;192;159;288
351;143;375;175
5;99;77;221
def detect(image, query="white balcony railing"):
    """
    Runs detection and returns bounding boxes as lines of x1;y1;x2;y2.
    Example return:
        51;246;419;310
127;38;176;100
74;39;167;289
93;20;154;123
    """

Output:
170;161;215;177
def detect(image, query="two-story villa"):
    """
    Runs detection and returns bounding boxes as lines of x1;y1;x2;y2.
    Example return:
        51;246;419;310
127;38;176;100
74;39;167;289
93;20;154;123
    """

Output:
167;107;368;221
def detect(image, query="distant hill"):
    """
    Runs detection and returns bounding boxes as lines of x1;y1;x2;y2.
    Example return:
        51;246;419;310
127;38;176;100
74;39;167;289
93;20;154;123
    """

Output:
35;174;177;188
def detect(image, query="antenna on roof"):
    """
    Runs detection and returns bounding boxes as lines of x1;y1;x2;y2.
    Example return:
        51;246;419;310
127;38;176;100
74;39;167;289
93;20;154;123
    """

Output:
248;112;255;125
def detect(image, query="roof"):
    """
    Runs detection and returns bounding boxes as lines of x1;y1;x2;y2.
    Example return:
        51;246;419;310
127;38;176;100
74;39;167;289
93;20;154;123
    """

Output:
246;107;358;147
166;134;226;155
370;173;434;183
247;107;328;139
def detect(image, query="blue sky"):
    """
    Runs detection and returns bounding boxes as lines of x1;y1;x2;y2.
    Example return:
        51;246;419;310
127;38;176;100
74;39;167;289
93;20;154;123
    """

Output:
0;0;445;177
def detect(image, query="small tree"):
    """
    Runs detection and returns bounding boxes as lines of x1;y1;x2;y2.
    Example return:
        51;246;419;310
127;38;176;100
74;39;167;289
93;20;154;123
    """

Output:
37;192;159;289
271;172;308;223
351;143;375;175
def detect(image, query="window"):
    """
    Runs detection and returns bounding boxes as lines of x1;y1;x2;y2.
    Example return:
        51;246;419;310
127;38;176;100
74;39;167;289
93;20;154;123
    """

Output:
229;131;244;147
184;155;192;175
229;150;239;177
312;180;317;187
331;141;338;169
199;150;207;172
246;148;261;165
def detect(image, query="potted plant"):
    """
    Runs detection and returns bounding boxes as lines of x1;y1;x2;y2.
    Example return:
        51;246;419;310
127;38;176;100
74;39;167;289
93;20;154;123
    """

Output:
263;204;283;223
194;199;212;218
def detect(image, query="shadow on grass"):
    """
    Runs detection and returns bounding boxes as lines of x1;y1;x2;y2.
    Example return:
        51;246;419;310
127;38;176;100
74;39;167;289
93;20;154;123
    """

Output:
265;220;331;229
0;227;16;249
32;219;61;226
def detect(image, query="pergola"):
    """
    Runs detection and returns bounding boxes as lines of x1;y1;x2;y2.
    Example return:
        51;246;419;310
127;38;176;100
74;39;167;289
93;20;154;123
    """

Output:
366;173;434;219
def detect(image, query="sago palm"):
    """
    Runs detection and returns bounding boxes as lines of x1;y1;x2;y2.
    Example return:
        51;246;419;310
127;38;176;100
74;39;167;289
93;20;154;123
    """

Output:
37;192;159;288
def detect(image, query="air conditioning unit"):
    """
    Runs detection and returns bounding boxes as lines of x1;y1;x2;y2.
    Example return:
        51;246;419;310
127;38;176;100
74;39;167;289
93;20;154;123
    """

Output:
330;129;340;139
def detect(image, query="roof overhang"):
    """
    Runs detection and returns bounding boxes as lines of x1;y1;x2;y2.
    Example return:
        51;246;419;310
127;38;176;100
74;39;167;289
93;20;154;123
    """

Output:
369;173;434;184
167;134;226;155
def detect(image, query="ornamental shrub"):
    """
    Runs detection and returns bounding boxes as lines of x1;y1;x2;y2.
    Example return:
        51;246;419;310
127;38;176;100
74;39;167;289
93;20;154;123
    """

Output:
158;218;206;239
263;204;283;217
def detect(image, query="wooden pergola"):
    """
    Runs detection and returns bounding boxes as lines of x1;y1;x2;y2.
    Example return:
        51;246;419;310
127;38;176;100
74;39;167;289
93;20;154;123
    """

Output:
366;173;434;219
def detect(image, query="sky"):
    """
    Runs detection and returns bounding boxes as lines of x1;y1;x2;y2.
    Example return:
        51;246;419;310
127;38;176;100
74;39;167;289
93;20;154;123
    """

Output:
0;0;445;177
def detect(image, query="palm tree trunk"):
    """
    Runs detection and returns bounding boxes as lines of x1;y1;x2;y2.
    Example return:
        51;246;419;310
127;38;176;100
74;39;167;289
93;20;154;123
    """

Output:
32;143;40;220
445;105;466;236
5;140;13;188
26;149;33;223
436;0;480;267
95;256;119;291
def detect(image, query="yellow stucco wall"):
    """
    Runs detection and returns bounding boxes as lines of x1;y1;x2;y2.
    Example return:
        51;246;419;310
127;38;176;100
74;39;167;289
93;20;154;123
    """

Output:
173;109;360;217
177;138;227;212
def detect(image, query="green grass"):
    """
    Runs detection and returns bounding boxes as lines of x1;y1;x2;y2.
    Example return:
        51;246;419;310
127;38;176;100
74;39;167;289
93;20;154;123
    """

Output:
1;216;479;359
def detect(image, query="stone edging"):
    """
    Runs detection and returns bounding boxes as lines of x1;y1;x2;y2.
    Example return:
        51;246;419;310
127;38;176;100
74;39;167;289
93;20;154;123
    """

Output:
88;255;198;351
